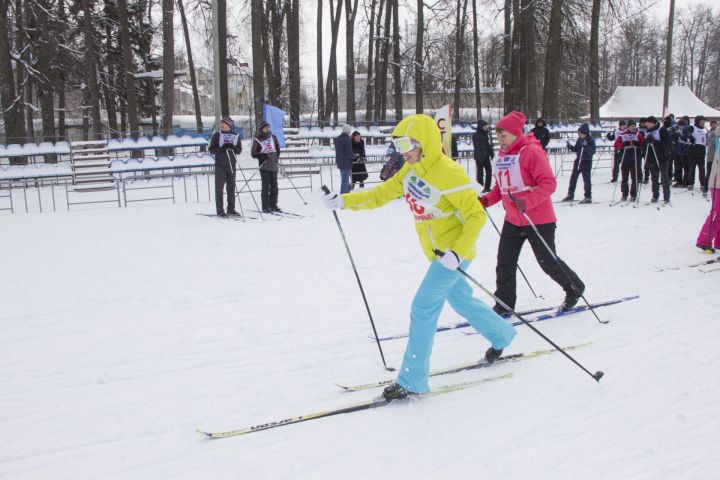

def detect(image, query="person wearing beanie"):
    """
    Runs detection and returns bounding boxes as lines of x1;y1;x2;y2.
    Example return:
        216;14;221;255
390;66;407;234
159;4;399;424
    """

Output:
334;125;354;193
685;116;708;192
350;131;368;190
613;119;644;202
322;114;516;401
472;119;494;192
606;120;627;182
644;116;672;204
672;117;689;187
208;116;242;217
531;118;551;151
250;121;282;213
561;123;596;203
480;111;585;314
696;126;720;252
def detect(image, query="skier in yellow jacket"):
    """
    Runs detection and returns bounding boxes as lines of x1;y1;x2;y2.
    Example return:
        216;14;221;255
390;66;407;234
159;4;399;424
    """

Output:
323;114;516;400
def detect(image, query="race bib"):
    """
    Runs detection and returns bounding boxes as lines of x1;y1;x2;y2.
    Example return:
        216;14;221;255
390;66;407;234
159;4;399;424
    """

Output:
220;133;238;146
259;137;276;153
402;173;469;222
695;130;707;146
646;130;660;142
621;133;639;144
492;153;526;194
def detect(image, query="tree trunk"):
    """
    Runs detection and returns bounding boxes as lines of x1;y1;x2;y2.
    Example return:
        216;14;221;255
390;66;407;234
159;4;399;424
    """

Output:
370;0;386;122
316;0;324;124
160;0;175;137
118;0;140;137
523;0;537;117
471;0;481;118
503;0;512;112
251;0;266;129
588;0;601;123
415;0;423;114
217;0;229;116
177;0;203;133
103;18;119;138
262;1;275;106
0;0;27;149
345;0;359;123
33;0;57;146
270;0;284;105
364;0;377;122
287;0;300;127
12;0;28;142
81;0;103;137
324;0;343;123
392;0;402;121
376;0;391;121
542;0;562;122
453;0;469;121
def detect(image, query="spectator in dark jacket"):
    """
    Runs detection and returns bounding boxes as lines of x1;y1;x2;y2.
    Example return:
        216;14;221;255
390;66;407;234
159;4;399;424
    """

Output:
350;131;368;190
562;123;596;203
472;119;494;192
250;121;282;212
208;116;242;217
671;117;689;186
531;118;551;150
334;124;354;193
686;115;708;192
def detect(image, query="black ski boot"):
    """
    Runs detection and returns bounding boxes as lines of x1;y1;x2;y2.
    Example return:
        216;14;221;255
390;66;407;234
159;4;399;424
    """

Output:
227;210;241;217
484;347;504;364
560;285;585;312
382;383;417;401
492;304;512;317
560;195;574;202
578;197;592;204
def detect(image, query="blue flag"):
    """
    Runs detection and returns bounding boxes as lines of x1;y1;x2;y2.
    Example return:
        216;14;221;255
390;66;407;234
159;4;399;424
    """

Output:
262;104;286;148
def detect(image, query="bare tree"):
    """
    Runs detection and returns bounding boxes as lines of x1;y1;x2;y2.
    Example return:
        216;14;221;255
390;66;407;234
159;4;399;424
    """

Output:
415;0;424;114
316;0;324;124
391;0;402;120
287;0;300;126
251;0;265;128
177;0;202;133
160;0;174;137
345;0;360;122
588;0;601;123
542;0;563;122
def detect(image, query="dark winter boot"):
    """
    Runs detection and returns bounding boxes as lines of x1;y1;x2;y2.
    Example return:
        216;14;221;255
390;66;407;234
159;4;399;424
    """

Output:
561;195;574;202
492;304;512;317
227;210;241;217
621;195;628;201
578;197;592;204
650;198;658;203
697;244;716;254
484;347;504;364
560;285;585;312
382;383;418;401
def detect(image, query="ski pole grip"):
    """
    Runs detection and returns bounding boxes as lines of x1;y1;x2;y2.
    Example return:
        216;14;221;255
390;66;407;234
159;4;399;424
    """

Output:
322;185;330;195
433;249;444;257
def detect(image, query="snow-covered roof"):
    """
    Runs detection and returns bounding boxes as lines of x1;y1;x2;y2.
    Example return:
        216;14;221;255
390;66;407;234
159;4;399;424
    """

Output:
598;86;720;119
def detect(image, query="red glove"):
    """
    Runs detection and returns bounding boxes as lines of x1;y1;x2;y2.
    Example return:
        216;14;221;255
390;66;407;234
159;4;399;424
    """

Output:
511;198;526;211
479;196;489;208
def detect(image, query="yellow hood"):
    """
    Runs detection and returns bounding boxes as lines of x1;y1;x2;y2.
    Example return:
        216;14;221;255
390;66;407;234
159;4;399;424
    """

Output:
392;114;443;164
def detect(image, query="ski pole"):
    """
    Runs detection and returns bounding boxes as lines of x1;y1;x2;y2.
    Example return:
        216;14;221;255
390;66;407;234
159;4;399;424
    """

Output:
281;165;308;204
433;249;604;383
508;192;608;325
484;207;539;299
321;185;395;372
635;144;649;207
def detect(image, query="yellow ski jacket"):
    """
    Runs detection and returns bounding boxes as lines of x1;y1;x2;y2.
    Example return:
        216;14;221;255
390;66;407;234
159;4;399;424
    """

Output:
340;114;487;261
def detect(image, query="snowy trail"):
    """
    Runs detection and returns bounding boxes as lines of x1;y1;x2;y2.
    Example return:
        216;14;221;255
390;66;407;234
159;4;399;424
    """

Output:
1;173;719;479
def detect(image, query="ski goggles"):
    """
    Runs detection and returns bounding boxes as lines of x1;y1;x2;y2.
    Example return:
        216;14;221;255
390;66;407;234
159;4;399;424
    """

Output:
392;137;422;154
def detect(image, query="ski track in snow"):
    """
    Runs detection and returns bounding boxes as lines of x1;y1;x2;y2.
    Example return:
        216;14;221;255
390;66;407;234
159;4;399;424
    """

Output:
1;166;719;480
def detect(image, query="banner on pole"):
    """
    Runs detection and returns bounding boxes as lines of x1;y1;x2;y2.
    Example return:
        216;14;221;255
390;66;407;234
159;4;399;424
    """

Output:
262;104;286;148
434;104;454;156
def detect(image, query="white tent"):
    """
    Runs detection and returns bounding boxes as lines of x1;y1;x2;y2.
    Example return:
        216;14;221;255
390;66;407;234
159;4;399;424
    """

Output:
598;86;720;119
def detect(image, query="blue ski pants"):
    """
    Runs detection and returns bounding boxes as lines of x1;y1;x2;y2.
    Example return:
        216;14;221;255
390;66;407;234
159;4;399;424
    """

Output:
396;260;517;393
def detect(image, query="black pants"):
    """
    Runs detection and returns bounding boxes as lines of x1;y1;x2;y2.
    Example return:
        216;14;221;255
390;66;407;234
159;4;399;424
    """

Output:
612;150;622;181
686;149;706;189
495;221;584;310
649;159;671;201
673;152;687;185
643;157;651;182
260;169;279;210
215;161;236;215
567;158;592;199
475;156;492;191
706;162;714;190
620;149;641;198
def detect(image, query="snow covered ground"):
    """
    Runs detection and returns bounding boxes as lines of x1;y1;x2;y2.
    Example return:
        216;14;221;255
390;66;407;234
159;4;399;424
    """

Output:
1;165;719;479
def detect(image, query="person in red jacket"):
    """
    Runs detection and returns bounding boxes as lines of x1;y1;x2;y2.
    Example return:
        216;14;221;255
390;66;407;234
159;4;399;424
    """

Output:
480;111;585;314
613;120;645;201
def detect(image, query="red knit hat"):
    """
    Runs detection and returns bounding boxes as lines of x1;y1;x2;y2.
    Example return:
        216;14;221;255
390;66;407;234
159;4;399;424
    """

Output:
495;111;526;138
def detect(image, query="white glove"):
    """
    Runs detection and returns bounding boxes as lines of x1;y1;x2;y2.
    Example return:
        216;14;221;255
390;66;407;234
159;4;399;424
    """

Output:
437;250;461;270
323;192;344;210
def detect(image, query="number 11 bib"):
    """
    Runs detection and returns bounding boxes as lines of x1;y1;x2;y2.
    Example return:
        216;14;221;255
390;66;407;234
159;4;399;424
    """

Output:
492;151;527;194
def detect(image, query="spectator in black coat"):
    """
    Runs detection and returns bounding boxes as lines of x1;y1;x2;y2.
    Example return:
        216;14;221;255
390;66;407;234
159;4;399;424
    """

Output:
350;131;368;190
250;121;282;212
334;124;354;193
208;116;242;217
472;119;494;192
644;116;672;203
531;118;551;150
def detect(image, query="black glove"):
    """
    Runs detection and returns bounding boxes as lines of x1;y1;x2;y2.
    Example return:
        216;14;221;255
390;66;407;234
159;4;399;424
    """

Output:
606;132;614;141
566;140;574;149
